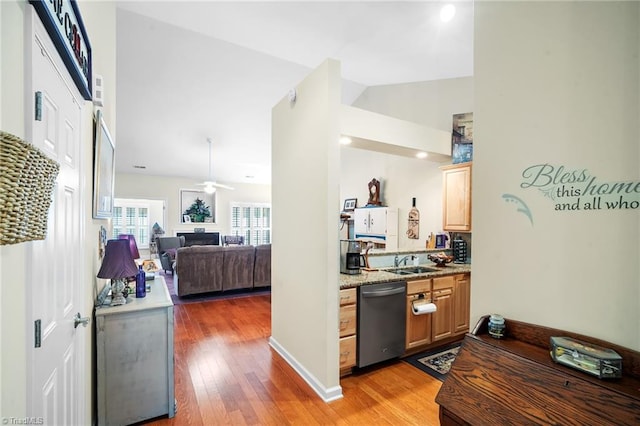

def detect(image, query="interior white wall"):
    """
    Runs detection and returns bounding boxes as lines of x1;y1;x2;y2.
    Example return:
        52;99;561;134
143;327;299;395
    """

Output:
115;173;270;238
473;1;639;349
271;59;341;400
353;76;474;133
340;148;444;251
0;1;27;418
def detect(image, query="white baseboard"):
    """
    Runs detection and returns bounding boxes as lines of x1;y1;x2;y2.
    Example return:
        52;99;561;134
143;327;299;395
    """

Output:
268;336;343;402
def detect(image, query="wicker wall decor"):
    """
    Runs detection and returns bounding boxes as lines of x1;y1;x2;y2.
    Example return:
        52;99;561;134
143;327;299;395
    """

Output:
0;131;60;246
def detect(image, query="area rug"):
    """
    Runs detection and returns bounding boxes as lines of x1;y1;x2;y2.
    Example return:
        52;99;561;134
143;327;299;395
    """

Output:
159;271;270;305
404;342;462;381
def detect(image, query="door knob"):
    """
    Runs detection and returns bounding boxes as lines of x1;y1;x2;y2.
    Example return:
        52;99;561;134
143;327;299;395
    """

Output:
74;312;90;329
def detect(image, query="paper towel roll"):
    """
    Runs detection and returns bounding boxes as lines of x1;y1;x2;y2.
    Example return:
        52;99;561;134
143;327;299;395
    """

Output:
412;302;437;315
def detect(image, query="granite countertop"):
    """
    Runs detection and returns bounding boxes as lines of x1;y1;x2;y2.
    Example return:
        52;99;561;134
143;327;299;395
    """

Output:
340;263;471;289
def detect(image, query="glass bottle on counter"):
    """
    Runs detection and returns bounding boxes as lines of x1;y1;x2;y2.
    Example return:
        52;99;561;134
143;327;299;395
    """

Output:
136;265;146;298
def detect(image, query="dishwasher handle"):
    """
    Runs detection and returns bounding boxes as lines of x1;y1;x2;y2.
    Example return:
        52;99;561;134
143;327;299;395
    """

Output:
360;285;405;298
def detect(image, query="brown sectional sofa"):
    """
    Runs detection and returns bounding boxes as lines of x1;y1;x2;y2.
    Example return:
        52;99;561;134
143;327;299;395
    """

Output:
174;244;271;297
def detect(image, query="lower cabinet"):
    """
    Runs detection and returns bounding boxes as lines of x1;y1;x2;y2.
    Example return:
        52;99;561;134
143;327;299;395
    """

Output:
453;273;471;334
432;276;455;342
405;273;471;352
339;288;357;374
406;279;432;350
95;277;175;425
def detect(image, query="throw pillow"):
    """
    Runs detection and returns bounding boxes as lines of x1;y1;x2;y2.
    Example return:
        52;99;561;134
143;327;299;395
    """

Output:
164;248;177;261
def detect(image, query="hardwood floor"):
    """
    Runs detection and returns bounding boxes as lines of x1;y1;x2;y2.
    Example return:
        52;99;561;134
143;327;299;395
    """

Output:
149;293;443;425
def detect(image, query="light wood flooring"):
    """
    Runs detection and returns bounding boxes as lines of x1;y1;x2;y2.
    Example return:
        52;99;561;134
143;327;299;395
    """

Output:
148;293;443;425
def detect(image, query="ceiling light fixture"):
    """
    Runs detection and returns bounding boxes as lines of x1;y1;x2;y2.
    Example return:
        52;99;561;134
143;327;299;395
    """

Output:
340;136;352;145
416;152;428;159
440;4;456;22
195;138;235;193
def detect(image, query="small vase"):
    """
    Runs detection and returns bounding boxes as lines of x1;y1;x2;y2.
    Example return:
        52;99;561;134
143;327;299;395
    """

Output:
136;265;146;298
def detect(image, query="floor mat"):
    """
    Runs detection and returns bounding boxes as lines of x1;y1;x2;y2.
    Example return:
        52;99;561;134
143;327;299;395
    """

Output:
404;342;462;381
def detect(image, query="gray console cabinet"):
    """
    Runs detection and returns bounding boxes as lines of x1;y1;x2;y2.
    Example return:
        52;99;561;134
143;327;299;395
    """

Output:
95;276;175;425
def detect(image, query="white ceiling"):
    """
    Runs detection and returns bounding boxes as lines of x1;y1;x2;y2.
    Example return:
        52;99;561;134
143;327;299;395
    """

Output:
114;1;474;186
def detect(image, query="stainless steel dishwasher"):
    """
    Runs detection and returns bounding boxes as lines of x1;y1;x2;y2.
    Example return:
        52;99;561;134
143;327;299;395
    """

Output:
357;281;407;368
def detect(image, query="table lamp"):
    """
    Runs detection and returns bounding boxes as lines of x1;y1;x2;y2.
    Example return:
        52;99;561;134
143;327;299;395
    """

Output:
97;239;139;306
118;234;140;261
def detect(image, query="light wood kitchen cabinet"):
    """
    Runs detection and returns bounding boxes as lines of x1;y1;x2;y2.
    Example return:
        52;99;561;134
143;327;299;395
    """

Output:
432;276;455;342
453;273;471;335
405;279;432;350
339;288;357;373
442;162;472;231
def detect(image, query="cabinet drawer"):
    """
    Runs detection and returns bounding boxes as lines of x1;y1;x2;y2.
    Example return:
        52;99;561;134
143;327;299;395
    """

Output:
339;304;357;337
433;276;454;291
339;288;357;306
407;279;431;295
339;335;356;369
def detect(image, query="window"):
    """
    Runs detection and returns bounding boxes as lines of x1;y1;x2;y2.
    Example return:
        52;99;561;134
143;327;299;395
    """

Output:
112;201;150;248
230;203;271;245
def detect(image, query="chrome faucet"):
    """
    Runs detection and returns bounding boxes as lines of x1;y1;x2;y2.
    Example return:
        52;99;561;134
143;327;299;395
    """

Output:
394;254;413;267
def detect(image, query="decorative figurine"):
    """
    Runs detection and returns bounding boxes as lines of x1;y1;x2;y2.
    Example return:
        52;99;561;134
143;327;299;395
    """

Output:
367;178;382;206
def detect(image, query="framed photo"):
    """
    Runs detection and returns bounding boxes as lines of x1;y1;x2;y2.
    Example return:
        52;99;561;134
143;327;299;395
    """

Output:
180;189;216;223
93;110;115;219
343;198;357;212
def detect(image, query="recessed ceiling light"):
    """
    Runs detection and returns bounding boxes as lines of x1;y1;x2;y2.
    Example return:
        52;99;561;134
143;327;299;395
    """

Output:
340;136;352;145
440;4;456;23
416;152;428;159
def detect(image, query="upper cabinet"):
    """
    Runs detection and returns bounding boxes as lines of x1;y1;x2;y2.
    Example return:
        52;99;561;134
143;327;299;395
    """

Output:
442;162;472;232
354;207;398;250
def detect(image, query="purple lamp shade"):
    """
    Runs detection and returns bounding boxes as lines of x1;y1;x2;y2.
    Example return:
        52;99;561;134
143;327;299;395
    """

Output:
118;234;140;260
97;239;139;279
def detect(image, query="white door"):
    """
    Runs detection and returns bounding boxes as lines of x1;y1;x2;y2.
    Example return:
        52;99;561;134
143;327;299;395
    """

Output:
27;10;88;425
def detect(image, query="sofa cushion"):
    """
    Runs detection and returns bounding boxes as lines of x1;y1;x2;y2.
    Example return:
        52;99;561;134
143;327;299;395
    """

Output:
222;246;255;291
174;245;224;296
253;244;271;288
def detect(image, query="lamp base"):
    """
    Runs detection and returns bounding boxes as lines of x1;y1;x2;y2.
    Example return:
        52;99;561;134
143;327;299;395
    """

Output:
110;279;127;306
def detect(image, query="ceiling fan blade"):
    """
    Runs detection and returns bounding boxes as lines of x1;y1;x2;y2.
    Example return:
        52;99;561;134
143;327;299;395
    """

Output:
195;181;235;190
210;182;235;190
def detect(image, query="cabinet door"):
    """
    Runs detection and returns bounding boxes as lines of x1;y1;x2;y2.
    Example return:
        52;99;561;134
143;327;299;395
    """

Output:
442;163;472;231
454;274;471;335
353;208;369;235
406;293;432;350
367;207;388;236
432;276;454;341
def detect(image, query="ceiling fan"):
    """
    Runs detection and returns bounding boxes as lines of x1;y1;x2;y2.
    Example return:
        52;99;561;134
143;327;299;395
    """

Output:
196;138;235;194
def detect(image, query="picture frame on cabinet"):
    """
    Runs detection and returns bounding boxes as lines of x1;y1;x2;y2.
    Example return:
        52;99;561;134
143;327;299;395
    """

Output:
343;198;357;212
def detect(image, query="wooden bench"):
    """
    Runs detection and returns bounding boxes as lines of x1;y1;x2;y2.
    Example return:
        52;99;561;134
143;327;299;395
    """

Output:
436;316;640;425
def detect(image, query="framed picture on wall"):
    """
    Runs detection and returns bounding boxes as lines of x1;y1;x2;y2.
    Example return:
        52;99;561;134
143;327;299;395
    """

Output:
92;110;115;219
180;189;216;223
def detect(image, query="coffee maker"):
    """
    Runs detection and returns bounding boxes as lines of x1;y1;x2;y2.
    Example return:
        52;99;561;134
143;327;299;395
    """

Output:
340;240;364;275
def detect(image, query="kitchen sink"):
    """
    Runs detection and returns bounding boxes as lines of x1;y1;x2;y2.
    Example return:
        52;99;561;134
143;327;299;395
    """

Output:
386;266;439;275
